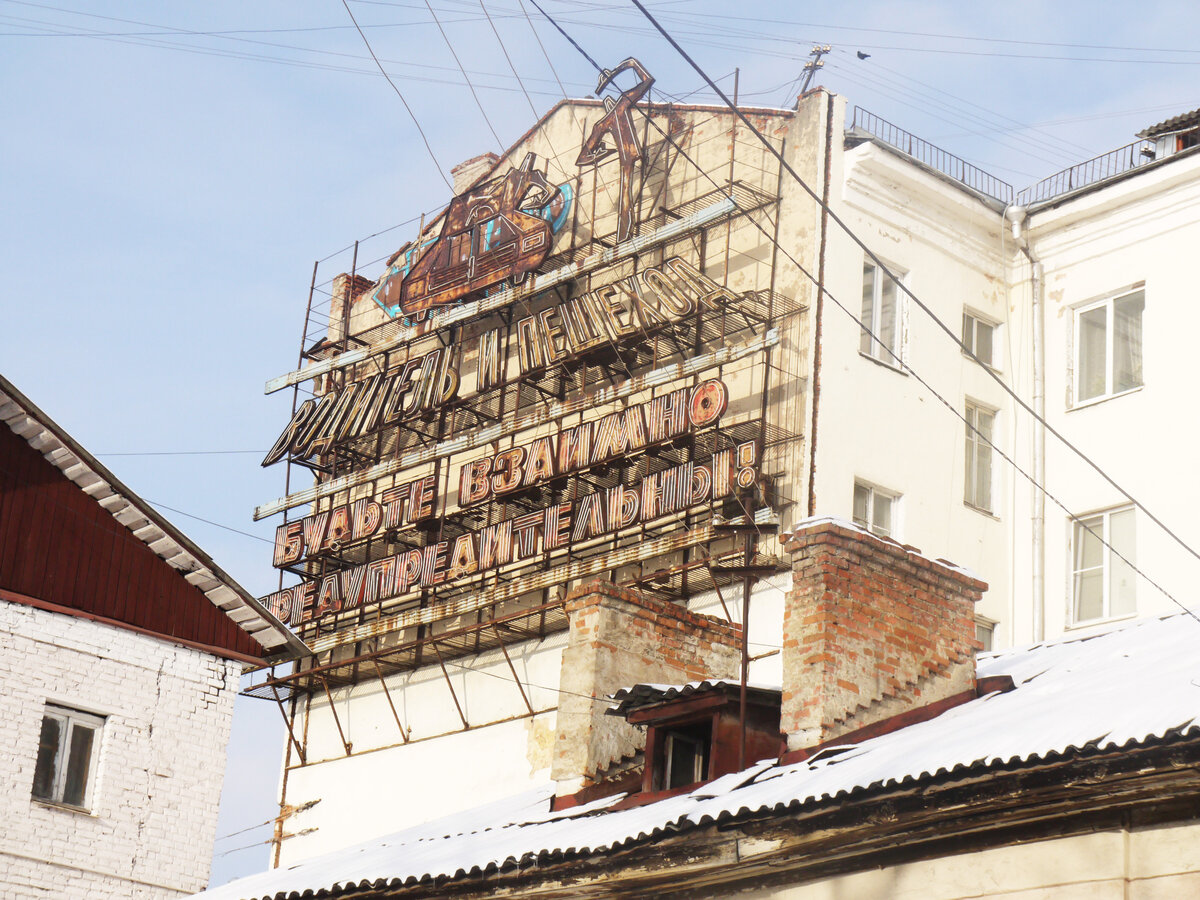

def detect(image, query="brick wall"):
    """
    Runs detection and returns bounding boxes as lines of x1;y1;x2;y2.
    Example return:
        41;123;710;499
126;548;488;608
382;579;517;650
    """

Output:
551;580;742;794
0;601;241;898
781;520;985;751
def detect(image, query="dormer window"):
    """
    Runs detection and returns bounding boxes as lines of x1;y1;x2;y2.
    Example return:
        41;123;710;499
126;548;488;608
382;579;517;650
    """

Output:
661;722;712;791
608;681;782;798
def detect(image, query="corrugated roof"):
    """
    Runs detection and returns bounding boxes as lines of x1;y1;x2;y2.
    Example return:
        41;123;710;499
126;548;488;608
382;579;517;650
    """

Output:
195;611;1200;899
1138;107;1200;138
0;374;307;660
607;680;782;716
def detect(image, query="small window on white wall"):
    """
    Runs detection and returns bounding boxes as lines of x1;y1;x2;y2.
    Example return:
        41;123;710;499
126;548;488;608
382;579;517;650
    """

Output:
1074;288;1143;404
1071;507;1136;624
852;481;898;539
860;260;905;365
32;705;103;811
962;310;999;369
964;401;996;514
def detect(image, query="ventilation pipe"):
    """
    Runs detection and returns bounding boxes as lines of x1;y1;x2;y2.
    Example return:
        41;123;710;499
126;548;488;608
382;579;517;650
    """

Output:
1006;205;1045;642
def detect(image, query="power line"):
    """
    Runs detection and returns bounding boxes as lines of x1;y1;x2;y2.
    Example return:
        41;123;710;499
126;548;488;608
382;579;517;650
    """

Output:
421;0;504;149
142;499;274;546
479;0;539;119
520;0;1199;625
628;0;1200;584
97;449;263;457
340;0;453;191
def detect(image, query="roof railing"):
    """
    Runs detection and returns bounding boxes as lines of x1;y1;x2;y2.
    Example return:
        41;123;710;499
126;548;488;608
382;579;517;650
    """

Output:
1014;139;1158;206
849;106;1014;203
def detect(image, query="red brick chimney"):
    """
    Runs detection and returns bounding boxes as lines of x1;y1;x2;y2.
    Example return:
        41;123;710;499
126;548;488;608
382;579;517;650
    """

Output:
780;519;985;752
551;581;742;798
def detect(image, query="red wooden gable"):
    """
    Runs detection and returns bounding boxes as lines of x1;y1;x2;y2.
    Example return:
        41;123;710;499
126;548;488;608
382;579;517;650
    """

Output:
0;424;265;660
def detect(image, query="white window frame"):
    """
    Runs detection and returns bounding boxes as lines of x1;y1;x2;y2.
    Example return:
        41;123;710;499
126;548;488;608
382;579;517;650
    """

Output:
974;615;997;652
1069;505;1137;626
32;704;104;812
963;400;997;515
852;480;900;539
1071;287;1144;408
962;308;1000;371
859;258;907;369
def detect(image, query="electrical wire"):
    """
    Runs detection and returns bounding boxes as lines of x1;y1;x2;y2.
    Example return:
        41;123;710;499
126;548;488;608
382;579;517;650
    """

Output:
521;0;1199;624
628;0;1200;594
421;0;504;149
480;0;539;119
341;0;452;191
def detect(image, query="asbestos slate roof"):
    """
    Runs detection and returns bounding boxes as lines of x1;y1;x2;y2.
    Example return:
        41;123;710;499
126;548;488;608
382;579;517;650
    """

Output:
1139;107;1200;138
607;679;782;716
196;611;1200;899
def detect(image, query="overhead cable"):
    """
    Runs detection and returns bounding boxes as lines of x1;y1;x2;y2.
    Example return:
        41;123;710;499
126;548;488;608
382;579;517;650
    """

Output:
628;0;1200;591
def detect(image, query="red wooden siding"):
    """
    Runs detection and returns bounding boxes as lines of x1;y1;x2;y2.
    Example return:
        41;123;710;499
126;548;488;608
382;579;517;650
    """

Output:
0;425;264;659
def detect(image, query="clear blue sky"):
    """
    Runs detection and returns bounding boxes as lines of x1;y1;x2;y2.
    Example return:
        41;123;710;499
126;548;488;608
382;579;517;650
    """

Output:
2;0;1197;886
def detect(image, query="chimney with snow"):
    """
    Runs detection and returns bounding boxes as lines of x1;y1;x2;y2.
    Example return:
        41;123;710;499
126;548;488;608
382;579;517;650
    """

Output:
779;519;985;752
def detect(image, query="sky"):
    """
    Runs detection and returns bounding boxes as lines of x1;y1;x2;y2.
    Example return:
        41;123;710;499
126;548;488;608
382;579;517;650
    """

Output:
2;0;1198;887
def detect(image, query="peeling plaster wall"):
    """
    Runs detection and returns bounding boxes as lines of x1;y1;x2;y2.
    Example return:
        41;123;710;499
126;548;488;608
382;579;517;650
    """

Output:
276;632;566;866
729;820;1200;900
0;601;239;898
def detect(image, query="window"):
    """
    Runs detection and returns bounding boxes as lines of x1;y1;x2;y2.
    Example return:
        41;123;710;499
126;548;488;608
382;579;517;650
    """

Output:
1074;289;1143;404
860;260;904;365
32;705;103;810
964;401;995;513
1072;507;1136;624
975;618;996;652
661;723;710;790
962;311;998;368
852;481;898;538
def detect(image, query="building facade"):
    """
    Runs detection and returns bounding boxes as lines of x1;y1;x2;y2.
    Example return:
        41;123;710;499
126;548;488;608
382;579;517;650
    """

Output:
0;375;304;898
240;70;1200;877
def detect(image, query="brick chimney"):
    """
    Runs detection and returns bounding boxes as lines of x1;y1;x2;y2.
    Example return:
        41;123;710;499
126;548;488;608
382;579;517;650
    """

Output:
551;581;742;797
780;519;985;752
451;152;500;195
328;272;376;344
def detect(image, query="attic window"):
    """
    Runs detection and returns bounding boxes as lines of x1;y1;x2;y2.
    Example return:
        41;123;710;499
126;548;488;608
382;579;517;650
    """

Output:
662;722;711;790
1180;129;1199;152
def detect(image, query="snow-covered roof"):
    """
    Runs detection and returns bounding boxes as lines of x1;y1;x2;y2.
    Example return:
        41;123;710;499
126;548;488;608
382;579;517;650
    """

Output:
197;611;1200;899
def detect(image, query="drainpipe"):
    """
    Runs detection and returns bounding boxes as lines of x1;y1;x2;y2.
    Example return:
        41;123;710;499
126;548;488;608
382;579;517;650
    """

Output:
1006;205;1045;642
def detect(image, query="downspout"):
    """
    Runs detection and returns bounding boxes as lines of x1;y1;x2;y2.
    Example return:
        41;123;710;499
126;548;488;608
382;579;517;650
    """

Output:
1006;205;1045;642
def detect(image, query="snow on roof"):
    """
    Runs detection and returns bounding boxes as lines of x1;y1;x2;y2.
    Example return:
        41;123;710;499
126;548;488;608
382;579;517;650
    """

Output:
195;612;1200;899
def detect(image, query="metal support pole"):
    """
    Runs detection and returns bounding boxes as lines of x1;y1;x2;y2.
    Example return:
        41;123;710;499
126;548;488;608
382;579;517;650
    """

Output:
270;684;307;765
739;532;752;771
317;676;353;756
370;660;410;743
491;623;535;716
432;642;470;729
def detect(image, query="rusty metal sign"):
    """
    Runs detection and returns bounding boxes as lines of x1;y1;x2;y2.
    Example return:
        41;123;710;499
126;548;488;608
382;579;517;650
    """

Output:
304;523;719;655
577;58;654;242
260;255;743;470
378;153;567;320
254;327;778;520
265;196;736;395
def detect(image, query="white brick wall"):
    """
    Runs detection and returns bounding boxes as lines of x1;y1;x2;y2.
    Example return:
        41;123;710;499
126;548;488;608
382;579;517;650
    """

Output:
0;601;241;898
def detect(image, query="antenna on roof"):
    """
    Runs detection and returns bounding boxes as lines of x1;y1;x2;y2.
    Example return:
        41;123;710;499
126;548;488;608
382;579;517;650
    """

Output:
799;45;832;95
